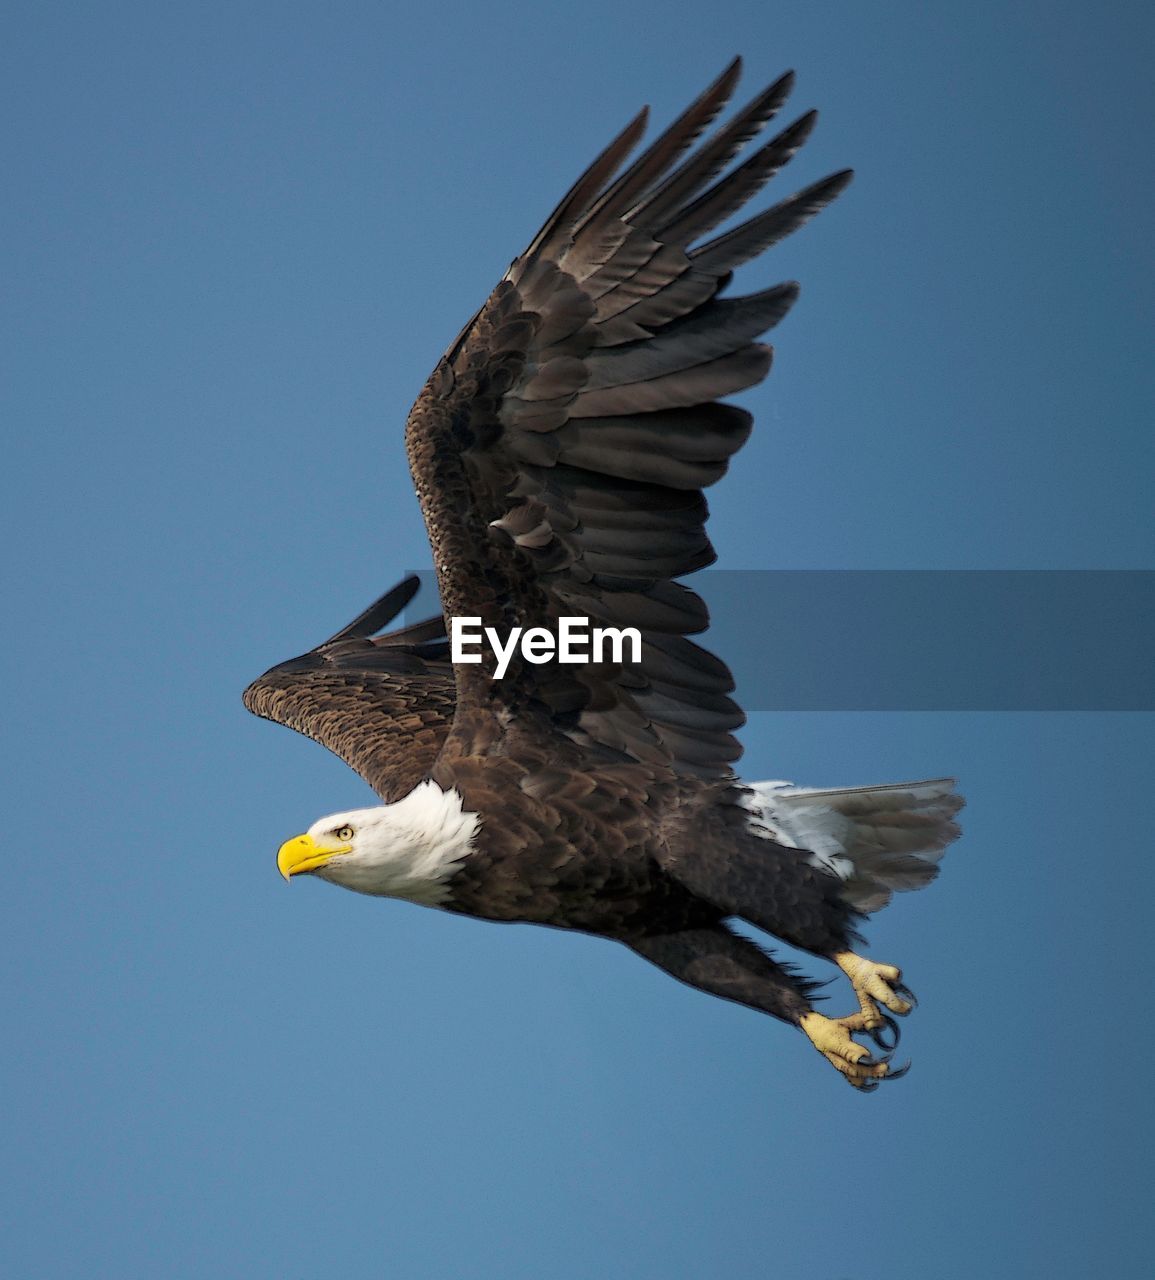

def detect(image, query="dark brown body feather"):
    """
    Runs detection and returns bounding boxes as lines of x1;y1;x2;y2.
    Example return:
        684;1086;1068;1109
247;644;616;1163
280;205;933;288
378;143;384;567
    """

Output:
245;577;856;954
246;60;868;1029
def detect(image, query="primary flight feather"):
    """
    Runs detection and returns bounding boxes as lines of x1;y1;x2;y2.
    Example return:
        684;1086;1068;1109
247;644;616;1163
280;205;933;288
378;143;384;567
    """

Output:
245;59;963;1089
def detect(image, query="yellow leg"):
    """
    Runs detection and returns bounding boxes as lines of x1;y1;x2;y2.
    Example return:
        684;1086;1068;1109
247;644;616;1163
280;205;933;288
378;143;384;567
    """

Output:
834;951;913;1027
799;1012;892;1089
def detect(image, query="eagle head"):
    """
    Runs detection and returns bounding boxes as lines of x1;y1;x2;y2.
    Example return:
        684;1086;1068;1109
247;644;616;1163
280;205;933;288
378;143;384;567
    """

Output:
275;783;479;904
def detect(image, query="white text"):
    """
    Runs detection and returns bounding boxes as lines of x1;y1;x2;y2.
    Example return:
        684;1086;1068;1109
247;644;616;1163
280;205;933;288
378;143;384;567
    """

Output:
450;616;642;679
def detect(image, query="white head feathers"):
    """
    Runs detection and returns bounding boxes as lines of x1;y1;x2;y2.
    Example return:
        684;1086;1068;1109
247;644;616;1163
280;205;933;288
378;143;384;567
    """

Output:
306;782;480;905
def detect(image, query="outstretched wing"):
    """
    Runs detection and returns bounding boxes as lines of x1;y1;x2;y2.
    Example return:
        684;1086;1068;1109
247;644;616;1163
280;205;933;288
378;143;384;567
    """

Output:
243;577;456;802
406;58;851;779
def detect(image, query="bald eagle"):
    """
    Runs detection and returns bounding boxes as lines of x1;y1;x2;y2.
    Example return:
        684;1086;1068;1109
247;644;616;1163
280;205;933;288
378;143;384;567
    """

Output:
244;60;962;1089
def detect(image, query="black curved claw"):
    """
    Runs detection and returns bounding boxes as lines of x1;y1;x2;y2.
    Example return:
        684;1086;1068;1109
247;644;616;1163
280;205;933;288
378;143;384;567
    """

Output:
854;1076;881;1093
868;1013;901;1054
883;1059;913;1082
858;1048;896;1072
895;982;918;1012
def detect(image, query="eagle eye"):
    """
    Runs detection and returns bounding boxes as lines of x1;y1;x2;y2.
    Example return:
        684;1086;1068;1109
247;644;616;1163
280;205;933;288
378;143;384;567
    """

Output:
334;825;354;841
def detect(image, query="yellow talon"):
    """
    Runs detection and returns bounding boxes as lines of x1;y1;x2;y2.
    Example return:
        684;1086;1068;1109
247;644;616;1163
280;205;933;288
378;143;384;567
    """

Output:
834;951;912;1025
799;1011;890;1087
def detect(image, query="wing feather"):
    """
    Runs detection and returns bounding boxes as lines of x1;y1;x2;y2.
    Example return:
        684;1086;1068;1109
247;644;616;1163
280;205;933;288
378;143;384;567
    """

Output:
243;578;455;802
404;61;851;779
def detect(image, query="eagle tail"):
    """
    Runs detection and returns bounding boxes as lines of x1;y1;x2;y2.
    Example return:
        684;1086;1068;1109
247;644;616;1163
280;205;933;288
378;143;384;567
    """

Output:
741;777;964;914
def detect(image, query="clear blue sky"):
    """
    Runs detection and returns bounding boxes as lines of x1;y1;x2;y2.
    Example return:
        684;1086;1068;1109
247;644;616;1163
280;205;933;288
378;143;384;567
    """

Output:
3;3;1152;1277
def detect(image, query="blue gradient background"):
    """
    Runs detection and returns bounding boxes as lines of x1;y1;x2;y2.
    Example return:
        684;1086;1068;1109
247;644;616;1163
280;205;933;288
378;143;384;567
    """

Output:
3;3;1152;1277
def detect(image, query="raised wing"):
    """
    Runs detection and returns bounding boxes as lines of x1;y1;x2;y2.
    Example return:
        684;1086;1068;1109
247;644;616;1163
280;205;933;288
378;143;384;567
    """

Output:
243;577;455;802
406;59;851;780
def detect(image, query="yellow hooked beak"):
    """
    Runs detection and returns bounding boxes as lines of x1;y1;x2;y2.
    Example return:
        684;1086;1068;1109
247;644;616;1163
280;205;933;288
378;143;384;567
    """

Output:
276;833;352;880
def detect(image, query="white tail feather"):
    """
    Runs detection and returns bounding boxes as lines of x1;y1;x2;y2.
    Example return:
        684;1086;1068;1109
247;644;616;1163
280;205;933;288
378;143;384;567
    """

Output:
741;777;964;913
